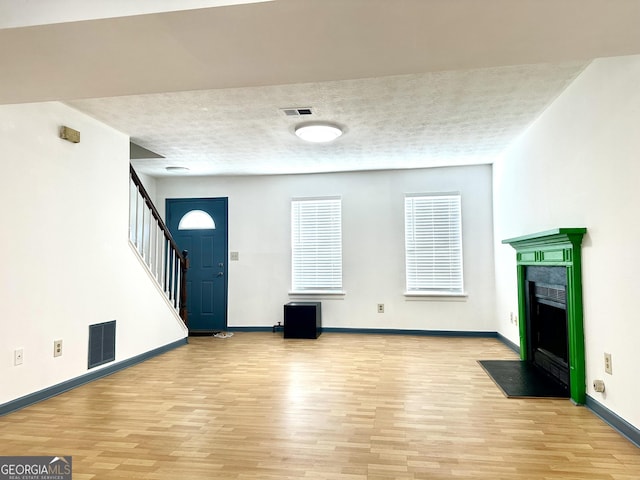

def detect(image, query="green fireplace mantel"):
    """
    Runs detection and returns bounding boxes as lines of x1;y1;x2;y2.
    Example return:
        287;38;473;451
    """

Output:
503;228;587;404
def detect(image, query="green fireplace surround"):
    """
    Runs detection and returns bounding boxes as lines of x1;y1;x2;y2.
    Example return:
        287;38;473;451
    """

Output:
502;228;587;404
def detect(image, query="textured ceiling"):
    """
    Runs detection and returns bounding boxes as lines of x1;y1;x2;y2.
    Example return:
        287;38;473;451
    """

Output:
2;0;640;177
69;63;587;176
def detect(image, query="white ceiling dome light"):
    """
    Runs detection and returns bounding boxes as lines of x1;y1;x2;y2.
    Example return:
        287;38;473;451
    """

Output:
294;122;343;143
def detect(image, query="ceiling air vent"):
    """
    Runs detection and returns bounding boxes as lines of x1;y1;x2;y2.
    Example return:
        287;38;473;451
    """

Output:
280;107;314;117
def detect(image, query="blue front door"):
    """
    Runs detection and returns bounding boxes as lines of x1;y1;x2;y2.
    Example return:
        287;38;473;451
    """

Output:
167;198;228;334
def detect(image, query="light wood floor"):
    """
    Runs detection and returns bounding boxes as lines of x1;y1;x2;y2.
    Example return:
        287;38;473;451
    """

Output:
0;333;638;479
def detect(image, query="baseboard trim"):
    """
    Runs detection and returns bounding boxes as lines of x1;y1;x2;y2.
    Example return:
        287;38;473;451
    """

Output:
228;326;274;332
585;395;640;448
230;326;500;337
321;328;498;337
0;338;188;417
497;333;520;354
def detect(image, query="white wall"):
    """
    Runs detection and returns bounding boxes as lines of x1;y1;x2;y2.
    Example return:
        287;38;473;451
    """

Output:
0;102;187;406
493;55;640;429
156;165;495;332
136;172;158;202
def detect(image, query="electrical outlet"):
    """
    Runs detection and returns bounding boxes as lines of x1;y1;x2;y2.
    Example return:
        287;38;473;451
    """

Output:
510;312;514;324
377;303;384;313
593;379;606;393
53;340;63;357
604;352;612;374
14;349;23;366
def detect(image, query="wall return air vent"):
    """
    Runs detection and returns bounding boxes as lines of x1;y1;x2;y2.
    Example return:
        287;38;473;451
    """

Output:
88;320;116;369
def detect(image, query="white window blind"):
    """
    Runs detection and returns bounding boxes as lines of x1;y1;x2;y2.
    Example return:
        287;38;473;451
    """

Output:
404;194;463;294
291;197;342;292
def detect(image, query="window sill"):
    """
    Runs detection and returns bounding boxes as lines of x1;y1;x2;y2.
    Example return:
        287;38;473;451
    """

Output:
289;290;346;296
404;291;468;298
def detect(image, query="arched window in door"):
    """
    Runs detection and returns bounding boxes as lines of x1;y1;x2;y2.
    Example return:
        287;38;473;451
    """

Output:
178;210;216;230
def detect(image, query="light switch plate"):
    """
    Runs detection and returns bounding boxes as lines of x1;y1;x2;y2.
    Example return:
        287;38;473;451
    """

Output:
14;349;23;366
604;352;612;374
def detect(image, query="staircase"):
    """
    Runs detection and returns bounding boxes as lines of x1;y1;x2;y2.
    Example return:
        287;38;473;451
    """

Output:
128;165;188;325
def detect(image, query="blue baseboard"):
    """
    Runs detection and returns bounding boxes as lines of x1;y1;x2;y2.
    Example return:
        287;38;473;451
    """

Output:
320;327;498;337
228;326;275;332
497;333;520;354
0;338;188;417
585;395;640;448
230;326;503;337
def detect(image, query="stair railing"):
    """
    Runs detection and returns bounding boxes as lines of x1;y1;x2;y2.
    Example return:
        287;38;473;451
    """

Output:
129;165;188;325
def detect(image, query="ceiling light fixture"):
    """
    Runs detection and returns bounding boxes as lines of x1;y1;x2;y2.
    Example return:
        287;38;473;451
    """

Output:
165;166;190;172
294;122;343;143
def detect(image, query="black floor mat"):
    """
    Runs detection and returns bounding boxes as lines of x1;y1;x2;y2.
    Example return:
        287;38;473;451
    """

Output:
478;360;569;398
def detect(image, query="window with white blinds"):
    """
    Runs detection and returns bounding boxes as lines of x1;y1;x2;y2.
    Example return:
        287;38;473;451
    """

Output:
404;194;464;294
291;197;342;292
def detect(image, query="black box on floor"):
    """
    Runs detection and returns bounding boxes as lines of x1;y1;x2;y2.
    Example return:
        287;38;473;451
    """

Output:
283;302;321;339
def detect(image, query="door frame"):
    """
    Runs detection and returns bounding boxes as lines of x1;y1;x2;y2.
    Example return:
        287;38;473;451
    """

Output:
166;197;229;334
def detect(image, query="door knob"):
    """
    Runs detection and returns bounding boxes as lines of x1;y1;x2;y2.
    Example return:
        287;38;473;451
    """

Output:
217;272;224;277
218;262;224;267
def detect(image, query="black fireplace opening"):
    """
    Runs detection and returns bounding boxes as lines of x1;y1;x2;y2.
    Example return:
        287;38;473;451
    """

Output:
525;267;570;392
